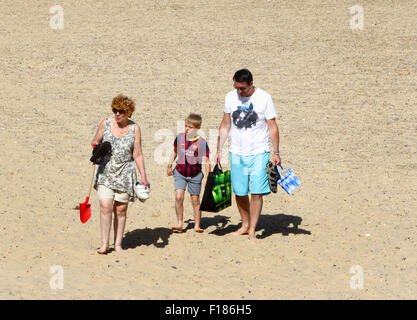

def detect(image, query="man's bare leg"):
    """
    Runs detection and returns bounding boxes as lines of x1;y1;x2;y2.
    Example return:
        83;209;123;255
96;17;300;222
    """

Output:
248;194;263;242
232;195;250;235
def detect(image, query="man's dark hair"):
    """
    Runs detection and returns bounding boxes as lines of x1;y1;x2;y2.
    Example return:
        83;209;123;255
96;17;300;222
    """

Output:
233;69;253;85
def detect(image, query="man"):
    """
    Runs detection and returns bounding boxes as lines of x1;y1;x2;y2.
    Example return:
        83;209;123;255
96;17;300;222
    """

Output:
216;69;281;242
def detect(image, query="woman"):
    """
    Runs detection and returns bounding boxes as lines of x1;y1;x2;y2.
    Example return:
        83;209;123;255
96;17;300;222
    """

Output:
91;94;149;254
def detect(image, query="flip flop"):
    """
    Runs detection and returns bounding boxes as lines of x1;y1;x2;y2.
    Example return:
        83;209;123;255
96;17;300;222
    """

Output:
266;161;279;193
172;227;183;233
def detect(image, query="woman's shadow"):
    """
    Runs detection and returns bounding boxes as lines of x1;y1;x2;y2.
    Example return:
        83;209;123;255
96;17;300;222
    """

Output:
123;227;173;249
209;213;311;239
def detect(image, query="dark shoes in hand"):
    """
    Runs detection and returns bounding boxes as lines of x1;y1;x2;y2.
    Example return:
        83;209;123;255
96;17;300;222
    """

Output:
90;141;112;164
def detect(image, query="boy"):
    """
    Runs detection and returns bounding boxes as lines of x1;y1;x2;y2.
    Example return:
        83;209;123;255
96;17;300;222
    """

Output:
167;113;211;233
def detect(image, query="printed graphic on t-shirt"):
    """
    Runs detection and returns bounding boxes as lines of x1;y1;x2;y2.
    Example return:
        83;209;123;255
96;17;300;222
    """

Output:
232;102;259;129
185;143;198;157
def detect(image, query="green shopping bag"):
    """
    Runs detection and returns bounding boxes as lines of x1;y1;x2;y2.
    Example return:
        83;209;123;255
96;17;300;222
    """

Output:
199;164;231;212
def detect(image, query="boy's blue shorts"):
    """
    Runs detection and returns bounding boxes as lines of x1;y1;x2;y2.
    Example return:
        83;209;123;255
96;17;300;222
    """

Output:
229;152;271;196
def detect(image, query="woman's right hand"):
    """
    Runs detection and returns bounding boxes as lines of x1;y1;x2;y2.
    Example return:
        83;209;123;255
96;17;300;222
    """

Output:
91;120;106;147
167;167;173;176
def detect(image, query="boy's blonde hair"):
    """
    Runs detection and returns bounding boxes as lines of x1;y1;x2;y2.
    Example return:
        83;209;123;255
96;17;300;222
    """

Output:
186;113;202;128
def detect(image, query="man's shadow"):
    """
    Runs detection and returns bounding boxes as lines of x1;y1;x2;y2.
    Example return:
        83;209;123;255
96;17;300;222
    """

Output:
209;213;311;238
256;213;311;238
123;227;173;249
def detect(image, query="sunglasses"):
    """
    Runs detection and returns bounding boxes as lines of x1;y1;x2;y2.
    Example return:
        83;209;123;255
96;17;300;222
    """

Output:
234;85;248;91
112;108;127;114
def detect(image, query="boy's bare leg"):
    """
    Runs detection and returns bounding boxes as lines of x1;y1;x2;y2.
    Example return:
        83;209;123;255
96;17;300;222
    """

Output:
113;201;128;252
98;198;113;254
190;194;203;232
174;189;185;230
248;194;263;242
232;195;250;235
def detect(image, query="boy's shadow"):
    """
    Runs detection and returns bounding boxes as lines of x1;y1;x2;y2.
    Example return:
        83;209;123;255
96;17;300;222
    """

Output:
123;227;173;249
184;215;231;232
209;213;311;238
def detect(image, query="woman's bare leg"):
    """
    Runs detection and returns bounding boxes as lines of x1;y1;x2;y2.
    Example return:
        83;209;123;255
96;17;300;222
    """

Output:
113;201;128;252
98;198;113;254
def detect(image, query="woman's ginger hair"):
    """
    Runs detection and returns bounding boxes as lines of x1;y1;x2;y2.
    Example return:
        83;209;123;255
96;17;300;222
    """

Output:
111;94;135;118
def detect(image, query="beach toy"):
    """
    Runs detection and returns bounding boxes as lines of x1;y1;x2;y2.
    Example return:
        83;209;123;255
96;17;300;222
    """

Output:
79;164;95;223
276;165;301;195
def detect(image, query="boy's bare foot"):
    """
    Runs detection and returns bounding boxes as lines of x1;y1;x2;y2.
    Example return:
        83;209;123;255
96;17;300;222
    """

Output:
231;227;249;235
97;244;110;254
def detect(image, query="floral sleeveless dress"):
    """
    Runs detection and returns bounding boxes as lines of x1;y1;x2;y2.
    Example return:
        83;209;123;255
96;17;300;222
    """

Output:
94;118;137;201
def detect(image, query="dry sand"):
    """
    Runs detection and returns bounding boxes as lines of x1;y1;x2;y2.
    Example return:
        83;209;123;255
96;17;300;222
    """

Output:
0;0;416;299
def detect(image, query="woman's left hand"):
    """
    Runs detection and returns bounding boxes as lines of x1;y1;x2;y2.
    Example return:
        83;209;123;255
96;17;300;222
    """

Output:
141;176;150;188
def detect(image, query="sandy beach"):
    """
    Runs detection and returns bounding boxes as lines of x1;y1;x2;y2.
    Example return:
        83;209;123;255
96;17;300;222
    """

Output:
0;0;416;299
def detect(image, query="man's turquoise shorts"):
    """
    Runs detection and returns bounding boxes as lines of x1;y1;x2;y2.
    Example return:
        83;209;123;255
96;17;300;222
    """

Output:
229;152;271;196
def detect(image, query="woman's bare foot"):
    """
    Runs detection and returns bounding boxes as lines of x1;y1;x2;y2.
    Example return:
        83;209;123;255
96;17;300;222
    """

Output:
195;227;204;233
97;244;110;254
114;245;124;252
172;225;183;233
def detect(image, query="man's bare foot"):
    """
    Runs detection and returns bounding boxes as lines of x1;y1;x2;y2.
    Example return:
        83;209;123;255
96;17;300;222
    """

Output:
248;234;261;243
114;245;124;252
231;227;249;235
97;244;110;254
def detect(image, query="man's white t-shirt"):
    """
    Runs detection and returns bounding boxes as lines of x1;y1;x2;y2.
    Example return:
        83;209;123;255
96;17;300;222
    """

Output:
224;87;277;156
